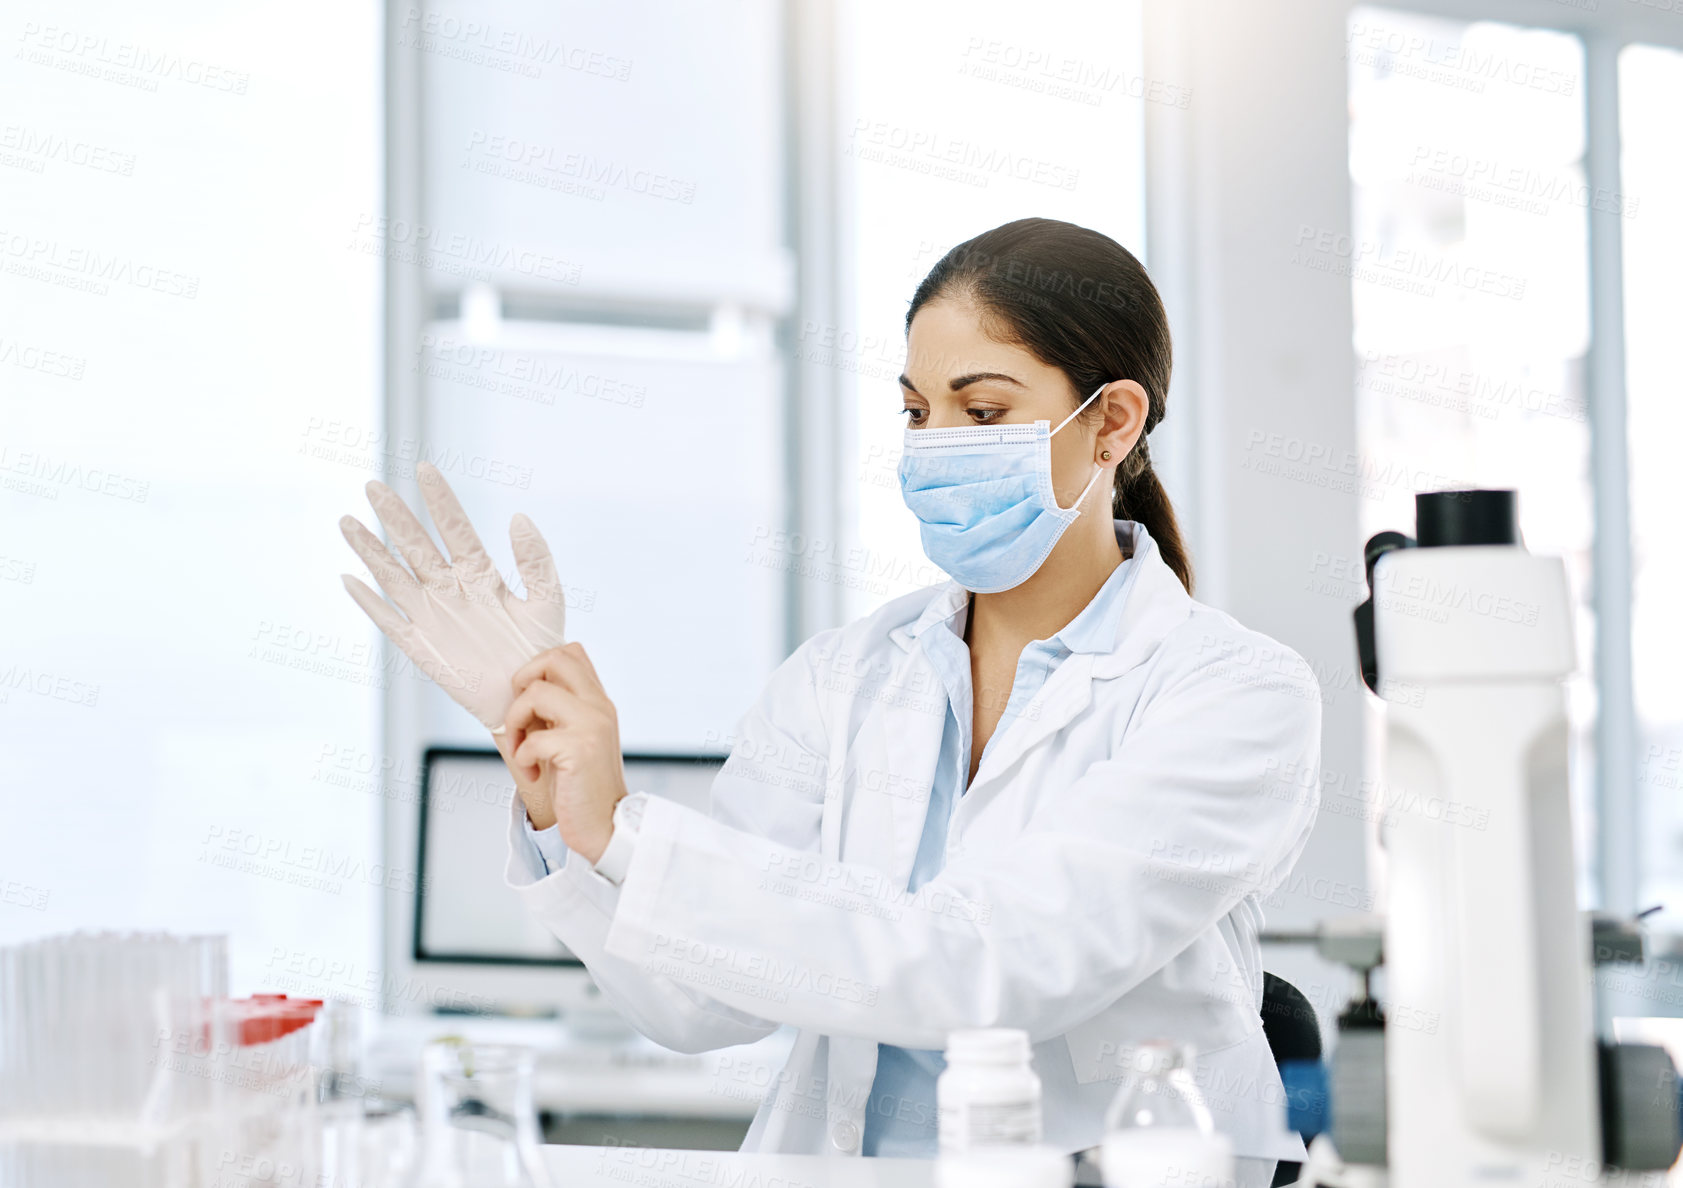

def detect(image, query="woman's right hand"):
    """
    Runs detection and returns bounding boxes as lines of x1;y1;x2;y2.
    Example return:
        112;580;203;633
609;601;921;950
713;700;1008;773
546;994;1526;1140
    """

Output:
492;724;557;831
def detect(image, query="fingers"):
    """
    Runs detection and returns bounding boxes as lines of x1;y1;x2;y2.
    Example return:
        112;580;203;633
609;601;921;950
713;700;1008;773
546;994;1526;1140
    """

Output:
340;516;428;618
343;573;505;730
365;478;453;589
341;573;415;645
416;461;504;592
509;512;565;611
491;723;540;783
504;677;588;738
512;726;573;772
341;574;466;697
511;642;606;699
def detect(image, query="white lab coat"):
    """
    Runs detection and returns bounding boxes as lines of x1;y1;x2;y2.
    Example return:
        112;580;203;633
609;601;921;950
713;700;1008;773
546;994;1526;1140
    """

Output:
504;521;1322;1164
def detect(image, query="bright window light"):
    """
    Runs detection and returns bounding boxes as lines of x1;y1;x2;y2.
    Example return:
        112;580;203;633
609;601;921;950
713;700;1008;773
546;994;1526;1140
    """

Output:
1346;7;1596;896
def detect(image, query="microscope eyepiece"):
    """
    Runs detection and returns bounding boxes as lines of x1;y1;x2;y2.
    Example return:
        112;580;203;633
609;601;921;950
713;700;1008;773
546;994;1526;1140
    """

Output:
1414;489;1518;548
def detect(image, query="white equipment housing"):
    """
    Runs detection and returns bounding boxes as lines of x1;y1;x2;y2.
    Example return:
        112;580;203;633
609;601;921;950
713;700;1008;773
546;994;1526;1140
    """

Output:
1372;538;1600;1186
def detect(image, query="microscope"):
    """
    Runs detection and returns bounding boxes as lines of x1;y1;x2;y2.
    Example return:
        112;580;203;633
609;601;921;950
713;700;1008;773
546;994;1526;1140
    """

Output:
1290;490;1682;1188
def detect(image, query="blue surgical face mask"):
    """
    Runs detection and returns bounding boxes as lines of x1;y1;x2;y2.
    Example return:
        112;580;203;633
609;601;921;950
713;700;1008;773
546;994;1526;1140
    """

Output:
897;384;1110;593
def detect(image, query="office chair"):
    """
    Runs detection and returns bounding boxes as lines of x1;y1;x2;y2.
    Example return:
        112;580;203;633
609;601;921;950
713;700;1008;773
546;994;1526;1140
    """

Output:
1260;971;1324;1188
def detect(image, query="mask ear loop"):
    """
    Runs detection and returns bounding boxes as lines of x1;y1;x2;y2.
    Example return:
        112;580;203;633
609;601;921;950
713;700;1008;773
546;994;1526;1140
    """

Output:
1057;459;1109;514
1049;382;1113;512
1050;382;1110;437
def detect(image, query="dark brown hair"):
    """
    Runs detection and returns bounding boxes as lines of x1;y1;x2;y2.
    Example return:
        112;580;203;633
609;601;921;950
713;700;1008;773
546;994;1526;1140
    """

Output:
905;217;1194;594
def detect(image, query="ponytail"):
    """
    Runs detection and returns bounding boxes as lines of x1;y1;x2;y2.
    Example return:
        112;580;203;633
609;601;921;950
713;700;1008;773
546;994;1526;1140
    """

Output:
1114;436;1194;595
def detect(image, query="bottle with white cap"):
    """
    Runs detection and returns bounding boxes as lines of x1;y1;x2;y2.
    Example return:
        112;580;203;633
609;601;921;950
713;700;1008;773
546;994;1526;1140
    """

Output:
1100;1040;1234;1188
937;1028;1043;1154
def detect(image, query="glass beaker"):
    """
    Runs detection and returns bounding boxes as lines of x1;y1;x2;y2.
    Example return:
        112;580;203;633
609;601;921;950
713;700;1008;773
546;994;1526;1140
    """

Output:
1100;1040;1233;1188
404;1041;551;1188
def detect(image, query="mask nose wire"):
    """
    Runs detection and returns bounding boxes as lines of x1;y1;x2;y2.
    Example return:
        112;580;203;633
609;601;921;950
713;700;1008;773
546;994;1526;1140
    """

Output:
1050;382;1110;438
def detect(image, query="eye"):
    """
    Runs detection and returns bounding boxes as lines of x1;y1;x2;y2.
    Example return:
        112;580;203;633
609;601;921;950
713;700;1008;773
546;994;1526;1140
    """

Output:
967;407;1006;424
901;406;928;426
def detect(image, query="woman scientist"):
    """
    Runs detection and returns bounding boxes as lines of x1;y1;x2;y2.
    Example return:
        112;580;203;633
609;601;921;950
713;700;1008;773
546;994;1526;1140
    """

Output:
340;217;1323;1185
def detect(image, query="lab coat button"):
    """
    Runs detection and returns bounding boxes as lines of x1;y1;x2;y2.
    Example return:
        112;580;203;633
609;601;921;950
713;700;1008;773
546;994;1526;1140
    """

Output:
829;1120;861;1152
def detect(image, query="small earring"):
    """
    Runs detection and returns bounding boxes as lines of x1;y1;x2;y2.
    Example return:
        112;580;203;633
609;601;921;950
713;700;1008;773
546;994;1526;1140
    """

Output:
1101;450;1112;461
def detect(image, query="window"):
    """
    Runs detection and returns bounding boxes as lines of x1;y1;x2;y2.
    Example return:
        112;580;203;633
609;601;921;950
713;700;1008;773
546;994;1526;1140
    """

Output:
401;0;790;754
0;4;382;990
1346;7;1597;895
1620;44;1683;914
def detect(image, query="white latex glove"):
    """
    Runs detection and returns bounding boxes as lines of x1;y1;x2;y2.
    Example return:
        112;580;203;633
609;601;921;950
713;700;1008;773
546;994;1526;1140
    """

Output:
339;461;567;731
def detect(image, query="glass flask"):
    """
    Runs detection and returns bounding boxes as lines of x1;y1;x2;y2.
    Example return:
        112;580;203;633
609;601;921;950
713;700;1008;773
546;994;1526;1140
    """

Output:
404;1041;552;1188
1100;1041;1233;1188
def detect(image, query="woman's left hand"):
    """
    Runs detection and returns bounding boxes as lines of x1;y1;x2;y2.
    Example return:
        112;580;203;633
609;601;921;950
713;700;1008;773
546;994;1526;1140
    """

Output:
505;642;628;865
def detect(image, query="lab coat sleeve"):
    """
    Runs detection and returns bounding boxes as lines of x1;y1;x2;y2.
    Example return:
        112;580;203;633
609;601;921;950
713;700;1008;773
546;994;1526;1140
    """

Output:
503;630;837;1051
504;798;779;1053
596;646;1323;1050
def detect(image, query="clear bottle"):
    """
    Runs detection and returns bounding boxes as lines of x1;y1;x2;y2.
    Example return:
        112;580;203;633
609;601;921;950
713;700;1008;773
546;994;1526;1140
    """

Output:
1100;1041;1233;1188
937;1028;1043;1154
403;1041;552;1188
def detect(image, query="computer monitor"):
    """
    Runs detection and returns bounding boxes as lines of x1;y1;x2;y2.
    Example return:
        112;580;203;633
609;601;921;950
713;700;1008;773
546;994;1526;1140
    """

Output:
412;747;724;1011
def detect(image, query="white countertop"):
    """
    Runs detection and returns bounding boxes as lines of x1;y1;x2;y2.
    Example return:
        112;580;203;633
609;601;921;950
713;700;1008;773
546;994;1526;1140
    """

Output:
548;1145;940;1187
368;1013;795;1118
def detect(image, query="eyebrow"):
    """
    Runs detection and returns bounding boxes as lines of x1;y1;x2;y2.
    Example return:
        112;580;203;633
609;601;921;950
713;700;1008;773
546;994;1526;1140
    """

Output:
897;371;1028;394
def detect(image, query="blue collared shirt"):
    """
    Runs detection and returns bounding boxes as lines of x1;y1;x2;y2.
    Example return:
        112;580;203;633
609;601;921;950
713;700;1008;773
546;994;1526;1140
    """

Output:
862;521;1142;1157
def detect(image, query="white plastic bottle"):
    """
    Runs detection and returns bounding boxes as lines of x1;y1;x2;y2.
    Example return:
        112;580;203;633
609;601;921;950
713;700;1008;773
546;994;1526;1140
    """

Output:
1100;1041;1234;1188
937;1028;1043;1154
